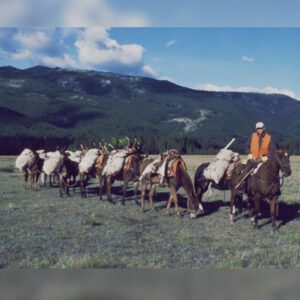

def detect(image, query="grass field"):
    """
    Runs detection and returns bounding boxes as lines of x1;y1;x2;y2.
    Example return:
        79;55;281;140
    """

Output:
0;155;300;269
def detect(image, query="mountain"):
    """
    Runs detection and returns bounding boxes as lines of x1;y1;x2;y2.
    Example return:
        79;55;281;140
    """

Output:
0;65;300;155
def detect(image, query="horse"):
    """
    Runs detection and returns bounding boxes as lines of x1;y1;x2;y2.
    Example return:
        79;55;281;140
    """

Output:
95;151;110;200
104;145;147;205
26;151;44;190
140;152;200;218
230;147;292;230
194;162;244;215
57;151;79;197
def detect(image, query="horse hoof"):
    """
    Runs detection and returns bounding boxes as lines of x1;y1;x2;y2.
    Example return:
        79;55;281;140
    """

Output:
190;212;197;219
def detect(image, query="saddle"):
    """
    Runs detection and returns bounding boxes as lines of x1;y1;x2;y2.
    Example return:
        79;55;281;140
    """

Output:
166;158;187;178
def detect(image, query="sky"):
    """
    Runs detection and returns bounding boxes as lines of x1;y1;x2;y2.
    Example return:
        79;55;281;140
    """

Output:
0;27;300;100
0;1;299;99
0;0;300;26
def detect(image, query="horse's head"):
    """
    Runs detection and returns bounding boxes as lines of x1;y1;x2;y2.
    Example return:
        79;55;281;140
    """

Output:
275;147;292;177
56;151;70;173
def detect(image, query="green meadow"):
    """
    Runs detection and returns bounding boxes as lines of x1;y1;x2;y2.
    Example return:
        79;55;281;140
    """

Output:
0;155;299;268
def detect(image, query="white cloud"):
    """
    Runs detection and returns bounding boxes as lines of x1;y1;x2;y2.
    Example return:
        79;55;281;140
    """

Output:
41;54;80;69
142;65;156;76
159;76;174;82
194;83;299;100
63;0;149;27
13;30;51;50
166;39;177;47
75;28;145;66
73;28;154;76
0;0;149;26
2;28;156;77
10;49;32;60
242;55;254;62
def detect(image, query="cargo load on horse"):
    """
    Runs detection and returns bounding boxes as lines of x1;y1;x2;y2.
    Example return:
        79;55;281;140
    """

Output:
102;149;129;177
78;148;99;173
203;139;240;184
139;149;185;184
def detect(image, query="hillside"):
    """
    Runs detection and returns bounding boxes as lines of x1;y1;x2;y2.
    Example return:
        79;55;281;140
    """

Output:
1;65;300;154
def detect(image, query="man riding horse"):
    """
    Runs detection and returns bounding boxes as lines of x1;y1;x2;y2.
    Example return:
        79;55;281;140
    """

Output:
230;121;292;229
238;122;275;188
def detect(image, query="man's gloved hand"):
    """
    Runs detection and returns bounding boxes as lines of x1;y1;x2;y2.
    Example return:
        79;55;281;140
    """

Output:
261;156;268;163
247;153;254;160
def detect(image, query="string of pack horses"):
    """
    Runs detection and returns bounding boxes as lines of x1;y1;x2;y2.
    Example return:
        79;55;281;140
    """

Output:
15;122;292;230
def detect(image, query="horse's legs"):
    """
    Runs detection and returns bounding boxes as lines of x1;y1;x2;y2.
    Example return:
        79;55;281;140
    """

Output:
122;176;129;205
72;175;76;193
270;196;278;230
80;173;86;198
246;196;253;218
166;193;173;216
66;177;70;197
229;189;236;224
59;176;64;197
252;194;261;229
174;191;180;216
106;176;113;204
97;174;103;200
148;184;156;210
31;174;35;190
196;181;209;212
49;174;52;186
34;173;39;190
133;180;139;204
29;173;33;189
169;185;180;216
140;180;147;211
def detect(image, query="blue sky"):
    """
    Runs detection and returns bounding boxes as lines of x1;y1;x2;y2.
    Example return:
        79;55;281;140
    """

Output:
0;27;300;99
112;0;300;26
0;0;300;26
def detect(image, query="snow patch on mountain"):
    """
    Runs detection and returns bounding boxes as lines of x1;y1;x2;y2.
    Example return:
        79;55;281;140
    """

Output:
167;109;211;132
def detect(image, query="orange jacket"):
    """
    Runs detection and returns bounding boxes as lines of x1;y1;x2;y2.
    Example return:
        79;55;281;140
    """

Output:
249;132;271;159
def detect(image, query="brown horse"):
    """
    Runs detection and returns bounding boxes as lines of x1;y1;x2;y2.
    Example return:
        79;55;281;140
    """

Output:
95;151;110;200
105;150;148;205
57;151;79;197
27;151;44;190
140;155;200;218
230;147;292;230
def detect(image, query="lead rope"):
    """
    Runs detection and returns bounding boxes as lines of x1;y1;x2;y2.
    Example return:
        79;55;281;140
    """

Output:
59;174;78;187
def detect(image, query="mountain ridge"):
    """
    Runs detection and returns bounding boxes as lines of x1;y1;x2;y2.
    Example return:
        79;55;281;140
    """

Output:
0;65;300;155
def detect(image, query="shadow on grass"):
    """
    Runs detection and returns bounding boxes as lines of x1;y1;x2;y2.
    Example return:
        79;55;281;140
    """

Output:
249;200;300;229
201;199;230;217
277;202;300;228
